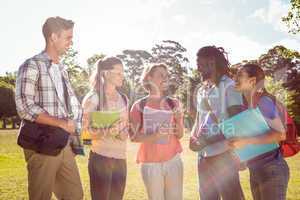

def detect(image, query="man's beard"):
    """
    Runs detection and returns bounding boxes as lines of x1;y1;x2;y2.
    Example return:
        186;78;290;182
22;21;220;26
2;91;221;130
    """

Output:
200;70;212;81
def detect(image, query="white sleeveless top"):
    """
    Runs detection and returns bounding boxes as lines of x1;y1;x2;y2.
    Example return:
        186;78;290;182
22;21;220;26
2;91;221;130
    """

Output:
82;91;128;159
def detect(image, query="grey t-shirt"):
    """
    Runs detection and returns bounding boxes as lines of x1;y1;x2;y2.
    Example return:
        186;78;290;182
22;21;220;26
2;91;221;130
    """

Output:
196;75;243;158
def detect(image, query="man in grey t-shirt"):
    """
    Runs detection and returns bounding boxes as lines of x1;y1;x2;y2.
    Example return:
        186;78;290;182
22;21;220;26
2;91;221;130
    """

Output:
190;46;245;200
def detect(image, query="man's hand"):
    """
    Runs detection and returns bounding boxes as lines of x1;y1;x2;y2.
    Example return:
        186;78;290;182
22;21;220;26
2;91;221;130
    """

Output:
60;119;76;135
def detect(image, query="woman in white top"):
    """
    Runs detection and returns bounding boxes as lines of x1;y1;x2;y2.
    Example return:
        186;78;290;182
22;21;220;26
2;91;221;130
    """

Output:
82;57;129;200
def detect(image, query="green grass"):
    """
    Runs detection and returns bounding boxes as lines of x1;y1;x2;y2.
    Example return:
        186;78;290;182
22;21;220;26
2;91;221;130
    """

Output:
0;120;14;129
0;130;299;200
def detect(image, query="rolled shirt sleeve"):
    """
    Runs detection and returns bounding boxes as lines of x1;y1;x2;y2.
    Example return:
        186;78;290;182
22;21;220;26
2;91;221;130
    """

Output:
258;96;285;133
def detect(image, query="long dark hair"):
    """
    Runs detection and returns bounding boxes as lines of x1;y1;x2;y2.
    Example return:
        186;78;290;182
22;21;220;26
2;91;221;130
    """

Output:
90;56;123;110
197;45;230;85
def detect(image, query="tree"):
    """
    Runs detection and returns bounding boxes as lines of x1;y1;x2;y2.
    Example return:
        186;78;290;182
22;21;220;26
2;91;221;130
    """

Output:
62;48;90;101
282;0;300;34
0;72;16;87
258;45;300;81
86;53;106;75
180;69;202;129
151;40;192;127
232;45;300;129
0;81;18;128
151;40;189;92
265;76;298;119
117;50;153;103
117;50;152;88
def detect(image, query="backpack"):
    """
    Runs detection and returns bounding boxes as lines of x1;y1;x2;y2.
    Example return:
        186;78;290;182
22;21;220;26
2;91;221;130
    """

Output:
253;92;300;157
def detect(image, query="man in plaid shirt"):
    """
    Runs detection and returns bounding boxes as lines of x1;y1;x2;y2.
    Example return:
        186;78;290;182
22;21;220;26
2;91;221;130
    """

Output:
15;16;84;200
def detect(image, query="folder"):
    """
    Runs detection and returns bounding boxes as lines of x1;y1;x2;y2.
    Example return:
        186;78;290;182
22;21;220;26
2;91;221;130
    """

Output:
143;107;173;144
90;111;121;129
218;108;279;162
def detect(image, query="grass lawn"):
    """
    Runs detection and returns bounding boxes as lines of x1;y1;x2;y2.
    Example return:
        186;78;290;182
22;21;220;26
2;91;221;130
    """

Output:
0;130;299;200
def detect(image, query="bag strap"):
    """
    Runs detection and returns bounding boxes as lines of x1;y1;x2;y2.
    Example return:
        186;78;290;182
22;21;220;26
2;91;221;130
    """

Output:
37;59;71;117
138;97;148;130
202;97;219;124
97;84;103;111
201;83;220;124
119;92;128;107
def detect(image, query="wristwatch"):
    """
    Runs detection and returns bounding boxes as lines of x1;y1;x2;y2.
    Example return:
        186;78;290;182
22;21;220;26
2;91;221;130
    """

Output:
75;123;81;135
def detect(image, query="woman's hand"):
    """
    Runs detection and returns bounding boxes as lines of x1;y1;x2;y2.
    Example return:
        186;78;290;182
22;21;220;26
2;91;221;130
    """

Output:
88;127;106;140
228;138;249;149
109;120;122;136
109;120;129;140
152;128;170;143
118;127;129;140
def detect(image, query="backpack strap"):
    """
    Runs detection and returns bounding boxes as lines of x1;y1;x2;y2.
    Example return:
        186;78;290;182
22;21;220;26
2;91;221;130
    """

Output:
118;92;128;107
97;89;128;111
138;96;149;131
166;97;176;110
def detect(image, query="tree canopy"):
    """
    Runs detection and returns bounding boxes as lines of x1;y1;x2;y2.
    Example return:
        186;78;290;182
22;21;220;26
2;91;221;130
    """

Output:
283;0;300;34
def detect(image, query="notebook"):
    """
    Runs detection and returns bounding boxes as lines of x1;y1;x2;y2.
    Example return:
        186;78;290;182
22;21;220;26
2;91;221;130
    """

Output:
143;106;173;144
219;108;279;162
90;111;121;129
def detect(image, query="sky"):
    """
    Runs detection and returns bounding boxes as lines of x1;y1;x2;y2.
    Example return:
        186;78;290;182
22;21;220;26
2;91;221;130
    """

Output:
1;0;300;75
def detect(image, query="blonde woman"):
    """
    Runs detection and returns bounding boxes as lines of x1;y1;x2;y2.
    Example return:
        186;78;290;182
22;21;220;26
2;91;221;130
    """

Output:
129;63;184;200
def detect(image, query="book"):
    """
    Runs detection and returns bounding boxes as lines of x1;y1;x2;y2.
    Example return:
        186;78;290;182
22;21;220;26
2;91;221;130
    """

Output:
218;108;279;162
90;111;121;129
143;106;173;144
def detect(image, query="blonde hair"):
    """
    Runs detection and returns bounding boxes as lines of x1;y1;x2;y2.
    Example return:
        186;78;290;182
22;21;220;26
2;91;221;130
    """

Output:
42;16;74;40
140;63;168;92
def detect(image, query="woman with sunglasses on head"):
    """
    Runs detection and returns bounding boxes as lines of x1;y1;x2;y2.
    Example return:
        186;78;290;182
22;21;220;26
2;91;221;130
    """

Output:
82;57;129;200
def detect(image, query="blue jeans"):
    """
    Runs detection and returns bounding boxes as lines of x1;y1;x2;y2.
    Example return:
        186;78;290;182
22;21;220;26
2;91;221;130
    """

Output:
249;154;289;200
198;152;245;200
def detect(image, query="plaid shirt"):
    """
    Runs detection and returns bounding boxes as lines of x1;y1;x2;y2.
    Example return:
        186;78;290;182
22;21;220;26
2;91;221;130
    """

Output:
15;51;84;155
